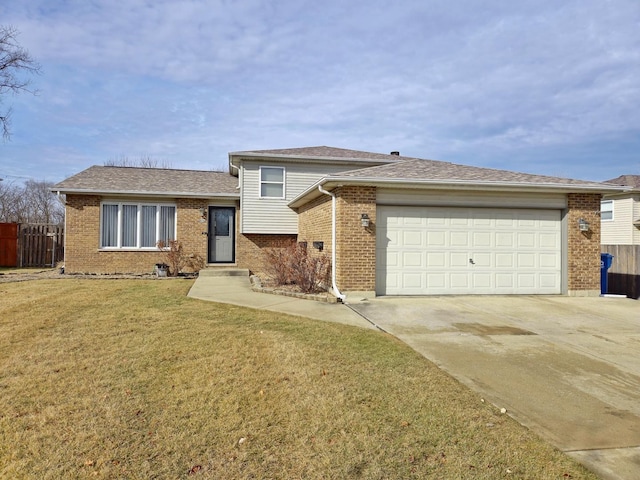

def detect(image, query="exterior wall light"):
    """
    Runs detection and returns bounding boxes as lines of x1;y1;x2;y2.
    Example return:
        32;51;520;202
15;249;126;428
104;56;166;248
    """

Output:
578;218;590;232
199;207;207;223
361;213;370;228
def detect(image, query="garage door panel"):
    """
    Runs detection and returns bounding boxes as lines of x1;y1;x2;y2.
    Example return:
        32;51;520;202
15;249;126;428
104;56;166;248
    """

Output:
472;232;491;247
517;232;536;247
517;274;536;288
427;231;446;246
495;253;514;268
539;253;560;268
402;251;424;267
496;232;514;247
427;252;446;267
402;272;423;289
403;231;424;246
517;253;536;268
426;273;446;288
539;233;560;248
377;206;562;295
450;252;469;267
540;274;559;288
449;273;468;288
496;274;515;288
450;232;469;246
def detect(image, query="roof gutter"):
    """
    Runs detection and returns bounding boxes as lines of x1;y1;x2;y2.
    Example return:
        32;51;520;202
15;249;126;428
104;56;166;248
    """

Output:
51;188;240;199
318;185;346;302
290;177;628;208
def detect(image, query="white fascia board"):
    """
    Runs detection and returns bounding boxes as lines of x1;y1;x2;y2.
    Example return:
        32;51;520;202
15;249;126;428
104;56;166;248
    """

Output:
228;152;398;175
53;188;240;199
288;177;628;208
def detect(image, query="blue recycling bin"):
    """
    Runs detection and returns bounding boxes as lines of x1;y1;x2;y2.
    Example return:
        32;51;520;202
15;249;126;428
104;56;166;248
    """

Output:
600;253;614;294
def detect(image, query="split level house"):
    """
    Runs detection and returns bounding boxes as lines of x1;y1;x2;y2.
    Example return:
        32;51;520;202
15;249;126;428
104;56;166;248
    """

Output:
52;146;626;299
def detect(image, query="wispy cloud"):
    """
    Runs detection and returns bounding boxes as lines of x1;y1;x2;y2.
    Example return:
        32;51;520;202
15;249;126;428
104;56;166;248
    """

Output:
2;0;639;181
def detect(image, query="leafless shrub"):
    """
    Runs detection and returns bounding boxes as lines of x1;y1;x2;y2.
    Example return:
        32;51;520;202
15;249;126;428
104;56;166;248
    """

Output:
157;240;207;276
264;240;331;294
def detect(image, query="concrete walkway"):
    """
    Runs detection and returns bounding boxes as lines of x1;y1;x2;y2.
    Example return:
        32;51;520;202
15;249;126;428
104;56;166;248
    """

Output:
187;271;376;330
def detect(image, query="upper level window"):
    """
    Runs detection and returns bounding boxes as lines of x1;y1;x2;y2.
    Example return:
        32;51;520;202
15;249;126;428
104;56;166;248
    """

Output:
101;202;176;249
601;200;613;221
260;166;285;198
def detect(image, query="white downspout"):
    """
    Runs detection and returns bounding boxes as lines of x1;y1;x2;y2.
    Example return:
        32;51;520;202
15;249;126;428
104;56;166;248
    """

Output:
318;185;346;302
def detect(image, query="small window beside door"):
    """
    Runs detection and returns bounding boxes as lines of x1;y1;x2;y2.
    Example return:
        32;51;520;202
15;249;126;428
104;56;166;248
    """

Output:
600;200;613;221
259;166;285;199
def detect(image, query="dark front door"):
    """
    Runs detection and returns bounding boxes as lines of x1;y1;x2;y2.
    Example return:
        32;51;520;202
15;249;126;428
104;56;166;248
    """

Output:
208;207;235;263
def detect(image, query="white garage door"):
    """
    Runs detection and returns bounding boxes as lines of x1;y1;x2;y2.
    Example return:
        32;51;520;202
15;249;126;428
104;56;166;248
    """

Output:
376;206;562;295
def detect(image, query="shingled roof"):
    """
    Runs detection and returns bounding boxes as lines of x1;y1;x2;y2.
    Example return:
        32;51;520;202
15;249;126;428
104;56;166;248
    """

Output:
332;158;613;188
605;174;640;189
229;146;412;162
289;157;625;208
52;166;239;197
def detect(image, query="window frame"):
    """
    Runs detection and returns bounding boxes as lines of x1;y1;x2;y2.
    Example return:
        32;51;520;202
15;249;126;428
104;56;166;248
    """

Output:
600;200;614;222
100;201;177;250
259;166;286;199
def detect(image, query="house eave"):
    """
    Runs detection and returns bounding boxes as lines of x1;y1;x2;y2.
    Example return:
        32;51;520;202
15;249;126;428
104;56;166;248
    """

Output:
52;188;240;199
228;151;399;176
288;177;627;208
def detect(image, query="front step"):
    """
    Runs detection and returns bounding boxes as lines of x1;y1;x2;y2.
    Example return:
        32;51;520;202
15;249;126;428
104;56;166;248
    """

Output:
198;268;249;277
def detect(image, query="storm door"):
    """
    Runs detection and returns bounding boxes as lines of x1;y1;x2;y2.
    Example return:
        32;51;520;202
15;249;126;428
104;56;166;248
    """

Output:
208;207;235;263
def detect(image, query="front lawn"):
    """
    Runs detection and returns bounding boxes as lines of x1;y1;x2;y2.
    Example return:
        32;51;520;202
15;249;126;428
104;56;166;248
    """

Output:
0;279;596;479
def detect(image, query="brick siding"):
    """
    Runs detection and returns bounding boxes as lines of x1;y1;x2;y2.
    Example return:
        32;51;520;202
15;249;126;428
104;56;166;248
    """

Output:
64;194;211;274
298;194;332;256
65;190;603;296
567;192;602;294
335;186;376;292
236;233;297;278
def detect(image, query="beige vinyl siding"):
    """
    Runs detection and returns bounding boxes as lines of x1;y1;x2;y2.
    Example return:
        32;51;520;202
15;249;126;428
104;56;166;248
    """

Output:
377;188;568;209
241;161;363;234
601;197;634;245
634;197;640;245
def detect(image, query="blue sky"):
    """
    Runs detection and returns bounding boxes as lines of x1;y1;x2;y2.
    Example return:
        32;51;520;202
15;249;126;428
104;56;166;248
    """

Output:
1;0;639;184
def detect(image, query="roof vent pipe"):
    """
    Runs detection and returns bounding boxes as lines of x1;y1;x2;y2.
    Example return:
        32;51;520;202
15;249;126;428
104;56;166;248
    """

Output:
390;151;400;156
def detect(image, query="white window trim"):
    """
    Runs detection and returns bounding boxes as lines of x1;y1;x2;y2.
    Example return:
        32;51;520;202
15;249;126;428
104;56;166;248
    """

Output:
259;166;286;199
601;200;614;222
100;201;177;250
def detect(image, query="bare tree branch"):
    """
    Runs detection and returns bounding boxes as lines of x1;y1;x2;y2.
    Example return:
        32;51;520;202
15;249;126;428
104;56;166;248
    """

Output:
0;25;41;140
0;179;64;224
104;154;173;169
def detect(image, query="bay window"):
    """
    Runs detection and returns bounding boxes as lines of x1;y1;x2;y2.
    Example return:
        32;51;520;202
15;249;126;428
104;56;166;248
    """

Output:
101;202;176;249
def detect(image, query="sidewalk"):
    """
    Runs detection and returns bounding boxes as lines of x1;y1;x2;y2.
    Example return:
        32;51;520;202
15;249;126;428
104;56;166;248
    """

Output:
187;273;376;330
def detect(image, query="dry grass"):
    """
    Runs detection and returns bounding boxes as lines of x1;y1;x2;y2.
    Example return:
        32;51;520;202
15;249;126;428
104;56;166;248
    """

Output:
0;279;597;479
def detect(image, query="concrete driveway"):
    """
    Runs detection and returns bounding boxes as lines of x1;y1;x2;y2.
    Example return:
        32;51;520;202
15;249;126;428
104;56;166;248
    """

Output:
349;295;640;480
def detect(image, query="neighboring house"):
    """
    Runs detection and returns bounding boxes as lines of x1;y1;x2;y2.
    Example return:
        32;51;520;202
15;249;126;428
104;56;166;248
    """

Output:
601;175;640;245
601;175;640;299
52;146;624;298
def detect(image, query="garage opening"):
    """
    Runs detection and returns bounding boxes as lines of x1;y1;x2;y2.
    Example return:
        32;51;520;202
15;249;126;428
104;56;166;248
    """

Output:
376;206;562;295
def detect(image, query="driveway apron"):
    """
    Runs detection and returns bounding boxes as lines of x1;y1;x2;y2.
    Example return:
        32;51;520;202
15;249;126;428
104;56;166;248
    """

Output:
349;295;640;480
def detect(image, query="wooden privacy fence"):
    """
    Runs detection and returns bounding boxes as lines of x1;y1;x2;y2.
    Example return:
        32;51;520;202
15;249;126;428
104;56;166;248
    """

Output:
19;224;65;268
0;223;19;267
601;244;640;299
